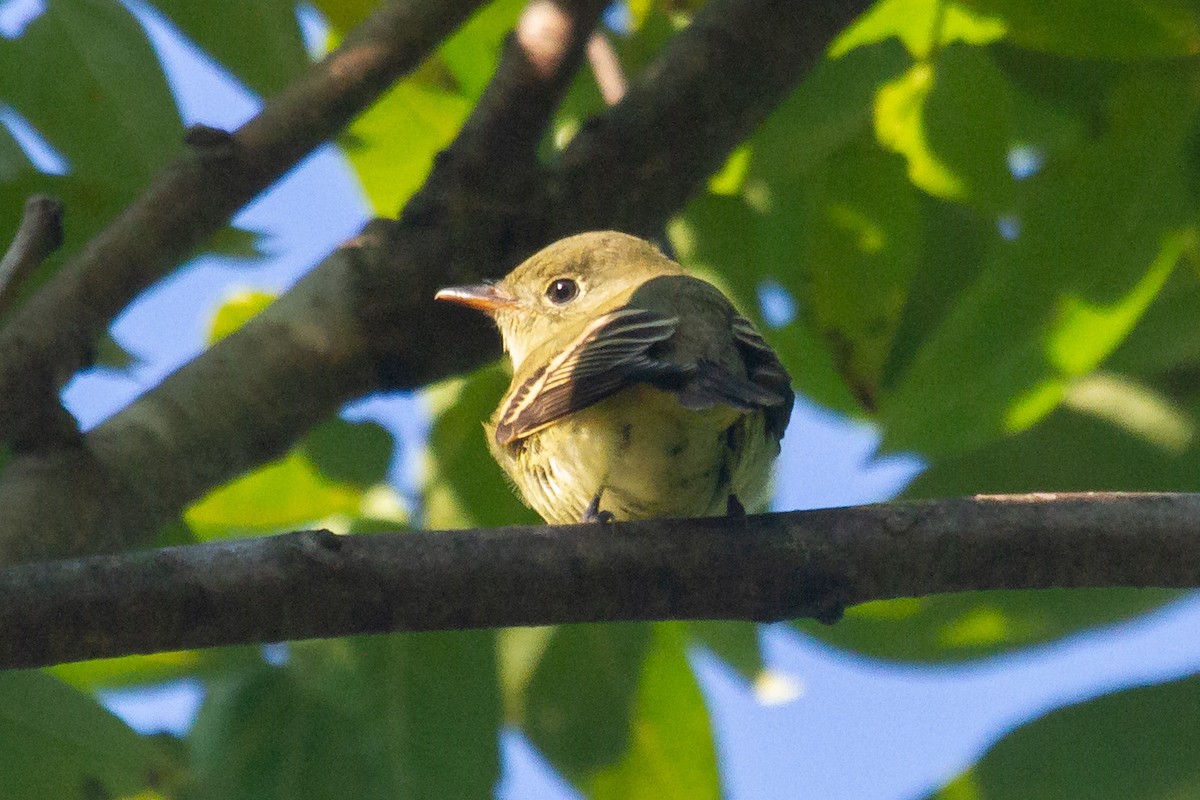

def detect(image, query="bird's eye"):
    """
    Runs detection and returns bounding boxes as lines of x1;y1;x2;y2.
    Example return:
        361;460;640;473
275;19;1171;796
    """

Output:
545;277;578;305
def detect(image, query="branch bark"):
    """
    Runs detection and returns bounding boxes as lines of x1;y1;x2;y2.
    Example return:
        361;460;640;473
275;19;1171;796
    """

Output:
0;0;486;447
0;0;870;565
1;492;1196;670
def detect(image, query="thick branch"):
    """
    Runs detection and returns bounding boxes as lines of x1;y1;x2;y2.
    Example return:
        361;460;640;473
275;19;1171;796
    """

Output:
0;0;486;446
1;493;1197;670
0;0;868;564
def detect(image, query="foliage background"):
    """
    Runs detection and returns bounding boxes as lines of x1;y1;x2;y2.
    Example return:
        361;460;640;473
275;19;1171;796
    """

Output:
1;0;1199;797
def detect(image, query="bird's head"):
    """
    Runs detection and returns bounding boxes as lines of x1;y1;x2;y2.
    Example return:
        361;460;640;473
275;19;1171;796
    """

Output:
435;231;684;371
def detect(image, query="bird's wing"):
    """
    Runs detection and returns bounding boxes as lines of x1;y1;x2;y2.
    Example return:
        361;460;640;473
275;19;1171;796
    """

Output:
493;308;682;446
732;314;794;439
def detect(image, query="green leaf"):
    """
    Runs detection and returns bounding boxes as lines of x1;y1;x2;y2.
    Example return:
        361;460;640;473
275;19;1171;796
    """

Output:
882;67;1199;457
521;624;721;799
207;289;277;343
686;620;763;681
150;0;310;96
185;447;365;539
588;623;720;800
343;80;470;216
874;45;1014;208
797;587;1180;662
792;146;923;408
930;674;1200;799
523;623;652;781
0;0;184;190
671;194;862;415
0;670;158;798
751;40;913;188
439;0;525;99
835;0;1006;59
424;364;539;529
302;417;395;487
190;633;500;800
969;0;1200;60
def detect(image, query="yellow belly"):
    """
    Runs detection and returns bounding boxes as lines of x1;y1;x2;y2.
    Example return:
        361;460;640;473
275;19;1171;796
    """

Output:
488;385;780;524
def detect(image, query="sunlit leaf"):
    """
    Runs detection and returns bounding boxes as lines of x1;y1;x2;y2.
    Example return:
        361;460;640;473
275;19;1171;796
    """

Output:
835;0;1006;58
874;45;1014;208
882;67;1199;457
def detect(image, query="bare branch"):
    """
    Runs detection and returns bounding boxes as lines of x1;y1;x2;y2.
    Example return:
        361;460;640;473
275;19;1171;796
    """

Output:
0;0;487;446
0;195;63;315
0;493;1196;670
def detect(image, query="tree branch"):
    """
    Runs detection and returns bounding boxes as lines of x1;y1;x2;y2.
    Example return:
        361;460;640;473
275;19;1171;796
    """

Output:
0;195;63;315
1;493;1196;670
0;0;869;564
0;0;487;447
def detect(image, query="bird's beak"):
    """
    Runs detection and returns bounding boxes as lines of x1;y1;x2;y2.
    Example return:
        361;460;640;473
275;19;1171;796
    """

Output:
434;283;517;315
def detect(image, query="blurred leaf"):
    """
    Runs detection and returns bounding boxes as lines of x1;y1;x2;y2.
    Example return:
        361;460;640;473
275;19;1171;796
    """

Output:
875;45;1014;208
0;670;158;798
521;624;720;799
687;620;763;681
0;0;184;189
309;0;377;34
424;364;538;529
191;632;500;800
589;623;720;800
150;0;310;96
907;404;1200;497
672;194;862;415
439;0;525;99
835;0;1006;58
798;588;1181;662
930;674;1200;799
1106;263;1200;379
302;417;395;487
523;623;651;780
882;67;1199;457
94;332;138;371
969;0;1200;60
344;81;470;216
207;289;276;343
751;40;912;183
794;146;923;408
185;448;363;539
0;123;33;180
208;225;267;262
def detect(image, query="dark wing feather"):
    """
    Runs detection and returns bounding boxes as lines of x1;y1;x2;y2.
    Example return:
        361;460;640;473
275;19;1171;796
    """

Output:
494;309;682;446
731;315;794;439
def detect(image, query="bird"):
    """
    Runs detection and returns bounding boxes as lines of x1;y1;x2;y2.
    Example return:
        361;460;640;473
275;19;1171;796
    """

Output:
434;230;793;524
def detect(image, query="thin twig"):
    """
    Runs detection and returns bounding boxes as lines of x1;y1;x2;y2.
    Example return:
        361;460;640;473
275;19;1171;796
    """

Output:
0;493;1196;670
0;195;63;315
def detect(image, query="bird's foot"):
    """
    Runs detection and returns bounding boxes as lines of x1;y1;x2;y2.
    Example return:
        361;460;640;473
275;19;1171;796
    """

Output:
583;491;615;524
726;493;746;517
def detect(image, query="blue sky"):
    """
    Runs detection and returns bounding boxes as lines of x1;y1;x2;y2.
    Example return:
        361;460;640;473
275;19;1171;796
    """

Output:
5;1;1199;797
